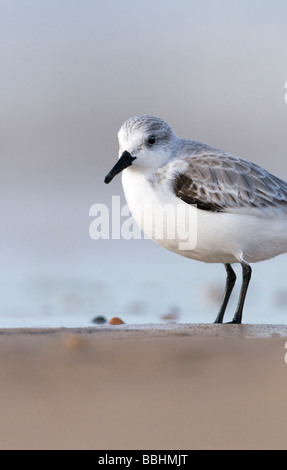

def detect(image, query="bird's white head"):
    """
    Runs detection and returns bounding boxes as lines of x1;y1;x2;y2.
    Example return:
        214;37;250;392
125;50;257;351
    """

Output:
105;115;179;184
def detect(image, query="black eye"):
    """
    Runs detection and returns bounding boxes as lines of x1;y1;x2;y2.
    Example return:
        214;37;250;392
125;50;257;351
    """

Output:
147;136;156;145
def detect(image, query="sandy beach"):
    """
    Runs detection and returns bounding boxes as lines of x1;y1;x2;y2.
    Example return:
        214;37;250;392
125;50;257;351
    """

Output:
0;324;286;450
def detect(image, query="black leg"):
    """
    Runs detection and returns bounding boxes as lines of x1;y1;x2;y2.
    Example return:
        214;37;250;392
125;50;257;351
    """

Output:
214;264;236;324
228;262;252;324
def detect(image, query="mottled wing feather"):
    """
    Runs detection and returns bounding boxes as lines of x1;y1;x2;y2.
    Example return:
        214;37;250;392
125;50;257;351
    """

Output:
172;153;287;213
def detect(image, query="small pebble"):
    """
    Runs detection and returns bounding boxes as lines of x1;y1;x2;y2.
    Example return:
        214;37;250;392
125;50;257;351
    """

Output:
92;315;107;325
160;307;180;321
161;313;178;321
62;334;85;350
109;317;125;325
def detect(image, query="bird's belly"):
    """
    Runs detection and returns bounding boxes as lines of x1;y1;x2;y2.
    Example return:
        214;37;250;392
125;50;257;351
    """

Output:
122;169;287;264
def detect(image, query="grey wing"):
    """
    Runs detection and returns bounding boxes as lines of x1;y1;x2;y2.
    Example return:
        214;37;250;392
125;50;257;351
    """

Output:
171;153;287;213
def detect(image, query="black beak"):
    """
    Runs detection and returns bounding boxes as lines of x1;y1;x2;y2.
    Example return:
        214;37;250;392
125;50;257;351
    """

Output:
104;151;136;184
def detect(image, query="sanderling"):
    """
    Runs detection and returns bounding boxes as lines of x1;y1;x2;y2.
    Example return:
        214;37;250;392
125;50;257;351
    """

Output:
105;115;287;324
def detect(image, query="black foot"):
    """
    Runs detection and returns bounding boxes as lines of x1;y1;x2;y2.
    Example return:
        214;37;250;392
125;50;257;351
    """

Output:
226;320;241;324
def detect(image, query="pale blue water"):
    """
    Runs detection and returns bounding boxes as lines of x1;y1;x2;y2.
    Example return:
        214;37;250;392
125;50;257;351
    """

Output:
1;238;286;328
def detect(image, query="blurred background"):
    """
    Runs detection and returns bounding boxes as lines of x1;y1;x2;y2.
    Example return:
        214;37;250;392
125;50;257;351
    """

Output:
1;0;287;326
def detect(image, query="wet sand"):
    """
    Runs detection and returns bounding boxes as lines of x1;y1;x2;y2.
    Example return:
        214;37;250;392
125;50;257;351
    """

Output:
0;324;286;450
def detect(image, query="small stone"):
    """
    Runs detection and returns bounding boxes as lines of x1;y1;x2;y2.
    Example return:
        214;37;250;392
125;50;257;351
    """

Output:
160;306;180;321
161;313;178;321
109;317;125;325
92;315;107;325
62;334;85;350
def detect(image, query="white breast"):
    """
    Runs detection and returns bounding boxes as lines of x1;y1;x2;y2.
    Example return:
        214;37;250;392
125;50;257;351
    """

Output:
121;167;287;264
